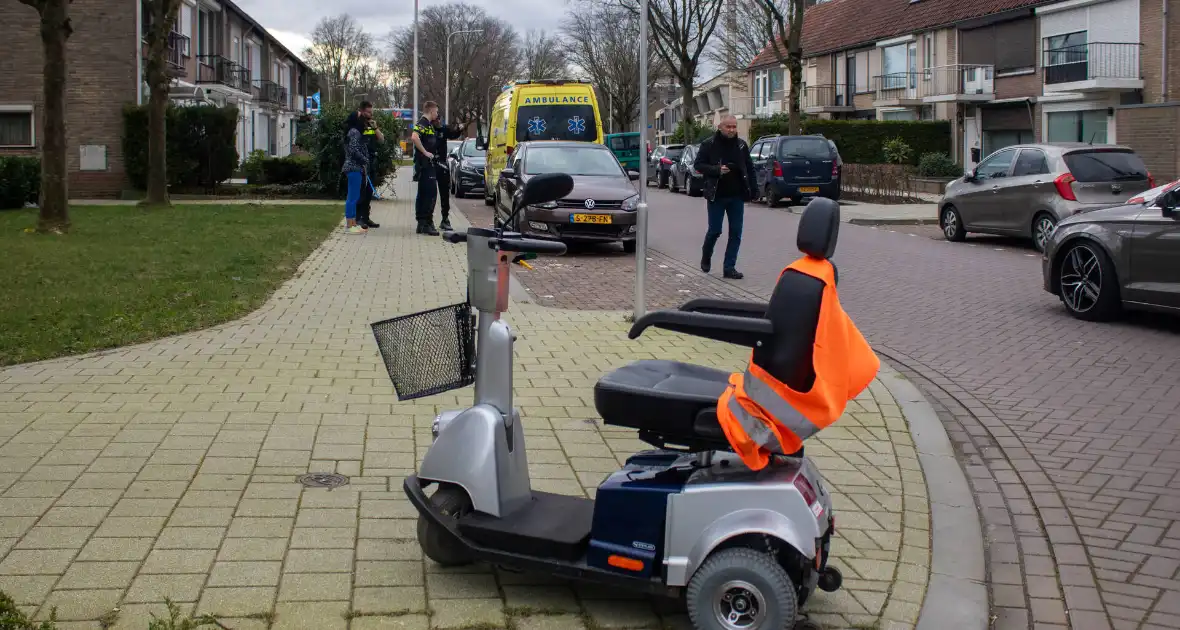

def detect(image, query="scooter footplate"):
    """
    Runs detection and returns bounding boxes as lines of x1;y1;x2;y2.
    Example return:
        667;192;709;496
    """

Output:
458;492;593;562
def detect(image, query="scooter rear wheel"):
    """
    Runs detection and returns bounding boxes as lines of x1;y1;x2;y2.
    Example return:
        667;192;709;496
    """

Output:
418;484;475;567
686;547;798;630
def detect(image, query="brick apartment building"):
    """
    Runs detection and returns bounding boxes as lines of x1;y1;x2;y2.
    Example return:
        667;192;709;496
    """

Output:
0;0;312;198
747;0;1180;180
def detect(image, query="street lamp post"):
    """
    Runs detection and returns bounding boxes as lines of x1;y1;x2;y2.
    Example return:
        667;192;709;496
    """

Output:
634;0;650;320
445;29;484;124
412;0;419;125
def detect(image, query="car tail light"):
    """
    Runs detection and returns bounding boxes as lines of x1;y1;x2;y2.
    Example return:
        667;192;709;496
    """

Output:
832;162;839;178
794;475;817;505
1054;173;1078;201
660;157;673;165
773;161;783;177
1148;172;1155;188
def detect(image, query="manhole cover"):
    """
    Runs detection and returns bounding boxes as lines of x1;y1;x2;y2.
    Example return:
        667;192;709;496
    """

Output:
296;472;350;489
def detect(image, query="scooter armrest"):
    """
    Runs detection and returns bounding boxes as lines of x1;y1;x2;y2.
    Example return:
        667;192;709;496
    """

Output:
678;298;769;318
628;310;772;347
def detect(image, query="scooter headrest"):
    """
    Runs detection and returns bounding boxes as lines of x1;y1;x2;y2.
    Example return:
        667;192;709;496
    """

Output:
797;197;840;260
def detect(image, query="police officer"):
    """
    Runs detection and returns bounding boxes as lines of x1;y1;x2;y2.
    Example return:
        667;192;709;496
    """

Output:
348;101;384;229
432;117;463;232
411;101;442;235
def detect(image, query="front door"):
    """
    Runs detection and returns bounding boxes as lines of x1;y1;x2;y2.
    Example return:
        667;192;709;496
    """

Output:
963;113;981;171
997;148;1053;233
1129;191;1180;310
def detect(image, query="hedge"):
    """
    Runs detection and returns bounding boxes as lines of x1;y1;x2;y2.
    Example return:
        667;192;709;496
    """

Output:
0;156;40;210
241;150;316;186
749;117;951;165
122;105;240;191
297;103;404;198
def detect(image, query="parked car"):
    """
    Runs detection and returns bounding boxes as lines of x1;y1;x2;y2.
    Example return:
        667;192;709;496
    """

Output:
495;141;641;252
750;134;842;207
940;143;1154;252
647;144;685;189
1042;178;1180;321
670;144;704;196
448;138;487;198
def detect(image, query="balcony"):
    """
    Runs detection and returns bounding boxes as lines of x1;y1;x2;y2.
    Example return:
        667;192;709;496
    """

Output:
196;55;249;92
921;64;995;103
254;79;288;107
803;85;854;114
1043;42;1143;93
166;31;189;71
872;73;925;107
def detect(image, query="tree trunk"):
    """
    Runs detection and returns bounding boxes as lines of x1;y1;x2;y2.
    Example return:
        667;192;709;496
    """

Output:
37;0;71;234
786;0;805;136
144;82;170;206
679;77;695;122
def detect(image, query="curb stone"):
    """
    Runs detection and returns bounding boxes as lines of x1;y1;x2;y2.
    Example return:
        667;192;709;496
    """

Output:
876;360;989;630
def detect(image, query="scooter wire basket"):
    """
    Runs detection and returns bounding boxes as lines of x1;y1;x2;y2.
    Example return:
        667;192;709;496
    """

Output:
371;302;476;401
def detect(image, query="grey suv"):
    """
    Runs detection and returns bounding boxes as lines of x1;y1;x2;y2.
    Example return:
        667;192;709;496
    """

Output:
939;143;1154;252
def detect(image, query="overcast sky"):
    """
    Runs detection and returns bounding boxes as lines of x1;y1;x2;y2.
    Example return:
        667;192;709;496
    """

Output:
235;0;571;61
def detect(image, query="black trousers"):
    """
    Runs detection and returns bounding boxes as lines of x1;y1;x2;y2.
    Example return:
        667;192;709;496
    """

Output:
435;163;451;219
414;166;438;224
356;170;374;224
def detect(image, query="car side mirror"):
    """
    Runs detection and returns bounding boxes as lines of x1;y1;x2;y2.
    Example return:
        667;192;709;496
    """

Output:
450;149;458;159
476;136;487;151
964;169;978;182
499;167;515;180
1159;192;1178;217
519;172;575;207
628;171;640;181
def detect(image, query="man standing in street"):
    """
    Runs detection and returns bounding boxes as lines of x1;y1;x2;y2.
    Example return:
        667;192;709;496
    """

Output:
348;101;384;229
432;117;463;232
693;115;757;280
411;101;441;236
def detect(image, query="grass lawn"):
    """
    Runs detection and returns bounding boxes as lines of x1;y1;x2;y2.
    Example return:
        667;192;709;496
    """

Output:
0;204;341;367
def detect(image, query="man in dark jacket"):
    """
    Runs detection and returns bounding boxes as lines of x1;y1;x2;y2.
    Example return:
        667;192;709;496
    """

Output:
347;102;384;229
411;101;442;235
693;115;757;279
432;118;463;232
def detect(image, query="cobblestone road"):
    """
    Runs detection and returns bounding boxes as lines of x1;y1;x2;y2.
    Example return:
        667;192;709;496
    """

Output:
633;187;1180;630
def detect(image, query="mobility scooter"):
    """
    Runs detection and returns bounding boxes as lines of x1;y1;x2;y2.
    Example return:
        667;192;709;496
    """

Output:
373;173;847;629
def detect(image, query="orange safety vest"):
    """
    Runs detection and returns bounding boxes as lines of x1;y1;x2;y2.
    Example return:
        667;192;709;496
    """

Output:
716;255;880;470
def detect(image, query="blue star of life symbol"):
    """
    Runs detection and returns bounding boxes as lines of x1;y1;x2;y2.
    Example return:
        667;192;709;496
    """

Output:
527;116;546;135
568;116;587;134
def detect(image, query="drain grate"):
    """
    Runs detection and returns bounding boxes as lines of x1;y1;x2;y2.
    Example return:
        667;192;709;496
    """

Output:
296;472;350;489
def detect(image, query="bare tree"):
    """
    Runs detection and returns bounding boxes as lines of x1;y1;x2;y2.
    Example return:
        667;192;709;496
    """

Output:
564;1;663;134
14;0;71;232
706;0;772;72
303;14;376;104
142;0;182;207
521;30;568;80
387;4;520;124
614;0;725;119
754;0;805;133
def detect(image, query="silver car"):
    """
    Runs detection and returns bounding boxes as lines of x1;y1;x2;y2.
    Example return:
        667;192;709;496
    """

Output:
939;143;1154;252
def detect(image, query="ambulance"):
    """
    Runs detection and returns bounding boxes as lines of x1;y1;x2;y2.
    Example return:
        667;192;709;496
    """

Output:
478;79;604;206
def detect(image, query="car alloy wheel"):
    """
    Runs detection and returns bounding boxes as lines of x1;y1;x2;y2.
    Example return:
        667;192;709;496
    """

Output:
1033;214;1057;253
1060;244;1102;315
941;205;966;242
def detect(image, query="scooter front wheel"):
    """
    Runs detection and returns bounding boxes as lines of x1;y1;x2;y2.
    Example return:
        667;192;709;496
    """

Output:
686;547;798;630
418;484;475;567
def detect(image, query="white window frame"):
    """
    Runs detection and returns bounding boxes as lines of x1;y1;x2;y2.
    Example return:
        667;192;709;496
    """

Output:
0;104;35;148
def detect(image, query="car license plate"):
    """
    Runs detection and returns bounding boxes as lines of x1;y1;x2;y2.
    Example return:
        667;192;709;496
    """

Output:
800;187;820;194
571;214;612;224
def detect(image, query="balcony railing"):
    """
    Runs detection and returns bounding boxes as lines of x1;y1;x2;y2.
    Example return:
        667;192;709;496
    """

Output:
873;72;923;103
803;85;853;110
923;64;994;99
254;79;288;106
1043;42;1142;85
166;31;189;70
196;55;249;92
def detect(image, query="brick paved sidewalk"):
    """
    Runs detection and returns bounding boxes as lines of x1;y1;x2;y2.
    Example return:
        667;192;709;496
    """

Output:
0;176;932;630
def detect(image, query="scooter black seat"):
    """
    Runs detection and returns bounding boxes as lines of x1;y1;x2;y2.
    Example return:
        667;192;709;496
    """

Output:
594;359;732;452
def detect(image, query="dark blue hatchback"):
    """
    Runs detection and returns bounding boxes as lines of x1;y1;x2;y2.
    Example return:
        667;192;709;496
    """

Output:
750;135;842;207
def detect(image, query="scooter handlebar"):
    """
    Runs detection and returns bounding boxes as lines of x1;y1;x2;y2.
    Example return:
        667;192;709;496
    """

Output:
493;237;567;256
